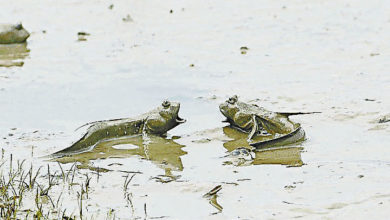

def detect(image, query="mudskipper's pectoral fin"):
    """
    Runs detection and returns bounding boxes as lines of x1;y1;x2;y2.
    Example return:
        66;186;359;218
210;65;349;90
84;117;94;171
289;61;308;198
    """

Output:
247;115;258;142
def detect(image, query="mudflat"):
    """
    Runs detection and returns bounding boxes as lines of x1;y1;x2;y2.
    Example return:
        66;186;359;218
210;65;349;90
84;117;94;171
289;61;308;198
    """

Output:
0;0;389;219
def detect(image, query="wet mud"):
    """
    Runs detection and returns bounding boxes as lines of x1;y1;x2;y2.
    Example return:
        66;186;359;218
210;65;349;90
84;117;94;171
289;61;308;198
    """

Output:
1;0;390;219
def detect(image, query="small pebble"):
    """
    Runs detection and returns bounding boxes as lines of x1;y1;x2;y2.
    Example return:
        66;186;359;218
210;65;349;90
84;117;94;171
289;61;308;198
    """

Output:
240;46;249;54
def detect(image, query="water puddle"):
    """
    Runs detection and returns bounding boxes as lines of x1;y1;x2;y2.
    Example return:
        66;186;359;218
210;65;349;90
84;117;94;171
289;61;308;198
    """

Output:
54;135;187;174
221;126;304;167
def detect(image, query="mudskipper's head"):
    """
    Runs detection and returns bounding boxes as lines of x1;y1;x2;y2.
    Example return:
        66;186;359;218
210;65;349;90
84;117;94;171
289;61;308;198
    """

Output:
219;95;239;118
219;95;240;123
0;23;30;44
145;100;186;135
219;95;253;130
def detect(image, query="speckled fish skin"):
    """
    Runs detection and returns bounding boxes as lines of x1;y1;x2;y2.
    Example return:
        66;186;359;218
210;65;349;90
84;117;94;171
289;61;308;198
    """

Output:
219;95;305;148
52;100;186;156
0;23;30;44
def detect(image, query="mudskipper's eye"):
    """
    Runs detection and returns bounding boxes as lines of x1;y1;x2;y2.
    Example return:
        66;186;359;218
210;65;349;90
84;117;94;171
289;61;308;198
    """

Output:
15;23;23;30
227;95;238;104
162;100;171;108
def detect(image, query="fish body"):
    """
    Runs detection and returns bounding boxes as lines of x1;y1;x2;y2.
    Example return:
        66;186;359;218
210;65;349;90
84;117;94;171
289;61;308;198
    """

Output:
53;100;185;156
219;95;306;148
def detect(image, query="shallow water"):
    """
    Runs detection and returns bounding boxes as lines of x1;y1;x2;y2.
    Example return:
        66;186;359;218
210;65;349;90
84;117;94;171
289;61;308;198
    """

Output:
1;0;390;219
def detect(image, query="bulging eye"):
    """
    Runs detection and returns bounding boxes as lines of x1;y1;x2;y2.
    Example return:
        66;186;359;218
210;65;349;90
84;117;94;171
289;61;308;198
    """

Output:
227;95;238;104
15;23;23;30
162;100;171;108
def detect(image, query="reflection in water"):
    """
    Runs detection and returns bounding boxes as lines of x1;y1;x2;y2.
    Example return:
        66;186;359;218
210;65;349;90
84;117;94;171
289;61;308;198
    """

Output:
0;43;29;67
253;147;303;167
222;126;266;152
54;135;187;175
222;126;304;167
209;195;223;212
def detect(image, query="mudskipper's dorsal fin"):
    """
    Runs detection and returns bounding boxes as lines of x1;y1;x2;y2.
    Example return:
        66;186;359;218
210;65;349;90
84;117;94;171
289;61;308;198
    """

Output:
74;118;126;131
74;121;97;131
276;112;321;117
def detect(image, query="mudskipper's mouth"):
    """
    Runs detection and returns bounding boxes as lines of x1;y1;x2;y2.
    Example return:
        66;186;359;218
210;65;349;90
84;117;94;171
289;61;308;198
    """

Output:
176;115;186;124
